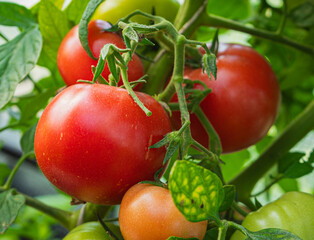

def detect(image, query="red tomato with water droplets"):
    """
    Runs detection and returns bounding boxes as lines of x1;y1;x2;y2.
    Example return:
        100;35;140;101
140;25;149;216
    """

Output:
34;84;171;205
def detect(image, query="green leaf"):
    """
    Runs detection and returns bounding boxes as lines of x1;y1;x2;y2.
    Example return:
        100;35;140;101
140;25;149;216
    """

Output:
129;23;159;34
308;149;314;164
64;0;90;24
0;164;10;186
245;228;302;240
20;123;38;155
289;1;314;28
0;189;25;234
150;133;173;148
113;51;128;68
219;185;235;212
169;160;224;223
150;131;181;165
93;53;106;82
278;178;299;192
123;26;139;43
0;27;42;109
204;227;219;239
163;141;180;165
18;88;56;123
38;0;70;63
202;53;217;80
278;152;313;178
0;2;36;28
139;38;155;46
107;54;119;82
253;197;263;210
79;0;104;59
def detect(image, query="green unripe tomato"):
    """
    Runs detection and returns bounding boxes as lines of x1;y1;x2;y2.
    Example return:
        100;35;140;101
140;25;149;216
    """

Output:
63;222;121;240
92;0;180;24
231;191;314;240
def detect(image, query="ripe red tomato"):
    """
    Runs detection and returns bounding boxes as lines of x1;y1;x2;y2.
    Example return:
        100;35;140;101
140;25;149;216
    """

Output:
119;184;208;240
57;20;144;86
34;84;171;205
172;44;281;153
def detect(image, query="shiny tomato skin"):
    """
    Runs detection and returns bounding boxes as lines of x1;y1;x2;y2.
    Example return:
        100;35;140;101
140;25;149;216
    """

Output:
57;20;144;86
119;184;208;240
63;221;122;240
231;191;314;240
172;44;281;153
63;222;108;240
34;84;171;205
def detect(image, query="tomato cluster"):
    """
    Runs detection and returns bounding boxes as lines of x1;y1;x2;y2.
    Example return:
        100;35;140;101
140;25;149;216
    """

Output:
33;2;284;239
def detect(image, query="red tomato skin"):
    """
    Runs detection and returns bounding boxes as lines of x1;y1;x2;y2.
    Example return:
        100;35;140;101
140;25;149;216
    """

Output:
172;44;281;153
57;20;144;87
34;84;171;205
119;184;208;240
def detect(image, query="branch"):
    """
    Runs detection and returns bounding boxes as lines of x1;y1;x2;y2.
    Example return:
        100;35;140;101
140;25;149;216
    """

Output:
229;100;314;205
201;14;314;56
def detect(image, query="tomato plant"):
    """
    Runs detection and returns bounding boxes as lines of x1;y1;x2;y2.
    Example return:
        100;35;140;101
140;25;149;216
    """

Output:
119;183;208;240
171;44;281;153
34;84;172;205
231;191;314;240
0;1;313;240
92;0;180;24
57;20;144;86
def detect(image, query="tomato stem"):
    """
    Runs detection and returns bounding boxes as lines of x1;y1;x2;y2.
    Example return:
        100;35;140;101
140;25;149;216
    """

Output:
143;0;208;95
2;152;33;190
201;13;314;56
232;201;249;217
218;221;228;240
194;107;222;155
20;191;74;229
120;67;152;116
276;0;288;35
250;175;284;197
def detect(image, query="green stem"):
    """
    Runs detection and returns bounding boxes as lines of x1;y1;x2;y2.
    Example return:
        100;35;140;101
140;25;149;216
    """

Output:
250;175;283;197
27;75;42;93
232;201;248;217
142;50;174;95
120;67;152;116
178;0;208;36
229;100;314;206
218;221;228;240
194;107;222;155
0;31;9;41
173;38;193;157
201;14;314;55
276;0;287;35
173;0;207;33
23;193;74;229
3;152;33;190
228;221;248;236
0;123;21;132
143;0;208;95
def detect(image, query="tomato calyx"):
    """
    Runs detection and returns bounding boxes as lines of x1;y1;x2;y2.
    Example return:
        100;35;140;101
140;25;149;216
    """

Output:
150;121;190;164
